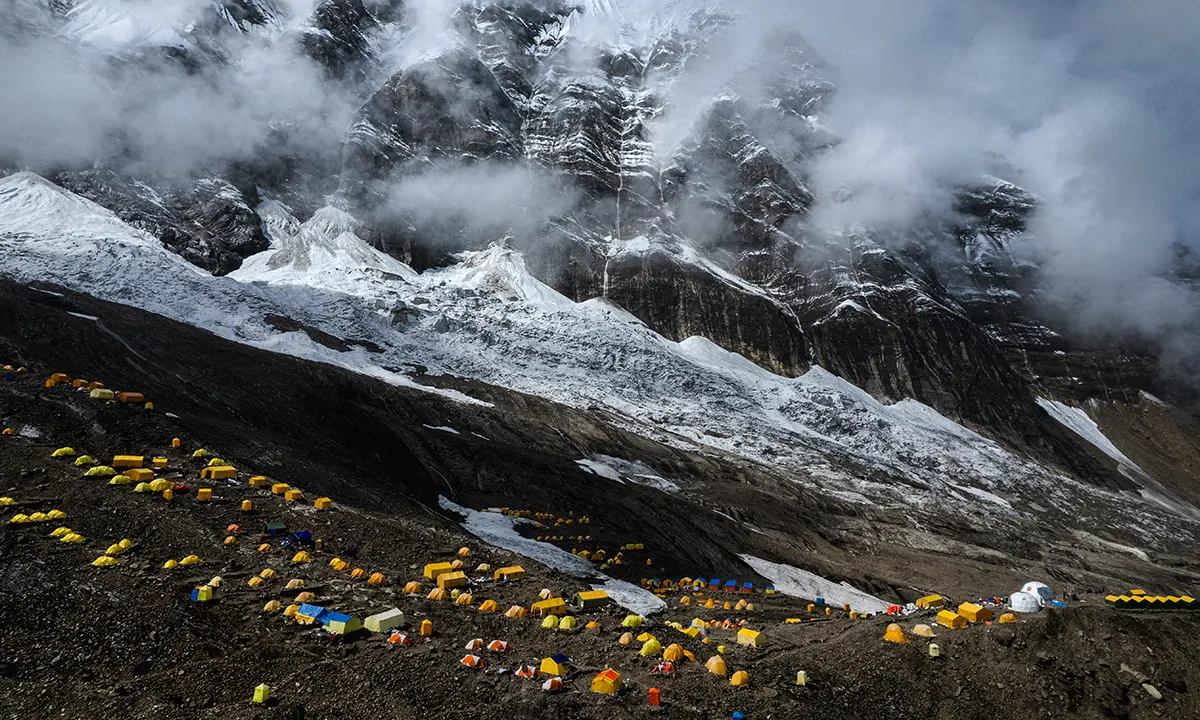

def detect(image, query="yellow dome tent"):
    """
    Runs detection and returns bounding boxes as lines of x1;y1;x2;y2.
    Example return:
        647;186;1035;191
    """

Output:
504;605;525;618
705;656;728;676
92;556;118;567
621;614;644;627
663;644;685;662
85;466;116;477
109;475;132;485
639;638;663;657
264;600;282;612
618;632;633;645
180;555;201;566
730;670;750;687
291;551;311;563
912;619;940;638
163;559;179;569
478;599;499;612
403;581;421;593
51;447;77;457
541;615;560;629
558;616;577;631
74;455;95;466
883;623;909;643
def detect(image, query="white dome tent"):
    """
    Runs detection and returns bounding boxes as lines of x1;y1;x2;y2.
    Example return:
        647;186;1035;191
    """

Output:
1021;581;1053;605
1009;591;1042;613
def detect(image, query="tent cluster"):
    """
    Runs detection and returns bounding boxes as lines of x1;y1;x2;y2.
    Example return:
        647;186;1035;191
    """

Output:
1106;590;1195;609
44;372;150;408
9;508;67;524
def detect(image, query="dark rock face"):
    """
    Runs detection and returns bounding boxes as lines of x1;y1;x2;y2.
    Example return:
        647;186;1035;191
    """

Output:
56;169;268;276
604;248;809;377
297;0;380;81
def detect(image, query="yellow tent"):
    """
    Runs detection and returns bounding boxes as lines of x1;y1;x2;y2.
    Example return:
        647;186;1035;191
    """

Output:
292;551;312;563
109;475;132;485
163;559;179;569
455;593;473;606
264;600;282;612
705;656;728;676
504;605;526;618
51;447;76;457
91;556;118;567
883;623;909;643
730;670;750;687
558;616;577;631
639;638;663;657
368;572;386;586
85;466;116;477
736;628;762;648
437;571;467;590
180;555;201;566
998;612;1018;624
428;588;447;600
957;602;992;623
403;581;422;593
590;669;622;695
621;614;644;627
915;594;944;609
936;610;967;629
540;656;570;676
420;619;433;636
248;576;265;588
192;449;209;458
74;455;95;466
424;562;454;580
541;615;560;629
494;566;526;581
257;543;272;552
478;599;499;612
663;643;685;662
618;632;633;645
912;624;937;638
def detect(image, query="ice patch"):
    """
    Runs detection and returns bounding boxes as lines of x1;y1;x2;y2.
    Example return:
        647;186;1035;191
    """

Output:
422;425;461;434
576;458;624;482
1037;398;1139;470
67;312;99;321
439;497;665;615
739;554;890;614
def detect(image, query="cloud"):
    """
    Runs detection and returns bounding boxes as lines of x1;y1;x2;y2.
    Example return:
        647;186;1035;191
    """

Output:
0;1;357;178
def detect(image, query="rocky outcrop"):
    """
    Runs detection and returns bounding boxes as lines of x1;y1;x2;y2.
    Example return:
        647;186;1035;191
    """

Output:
55;169;268;276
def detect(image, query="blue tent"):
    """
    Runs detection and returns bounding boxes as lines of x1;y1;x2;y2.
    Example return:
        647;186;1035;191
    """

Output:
708;578;721;588
694;577;707;587
298;603;328;622
551;653;572;668
742;582;753;593
724;580;738;591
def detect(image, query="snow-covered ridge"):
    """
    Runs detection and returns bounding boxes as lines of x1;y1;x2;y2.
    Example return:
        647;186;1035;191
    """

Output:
0;172;1192;542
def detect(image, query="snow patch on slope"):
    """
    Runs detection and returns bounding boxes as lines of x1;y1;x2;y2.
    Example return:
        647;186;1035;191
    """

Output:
438;497;665;615
740;554;890;614
1036;398;1139;470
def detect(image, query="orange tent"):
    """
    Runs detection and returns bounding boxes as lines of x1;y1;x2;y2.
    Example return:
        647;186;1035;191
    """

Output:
487;639;510;652
460;654;484;669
